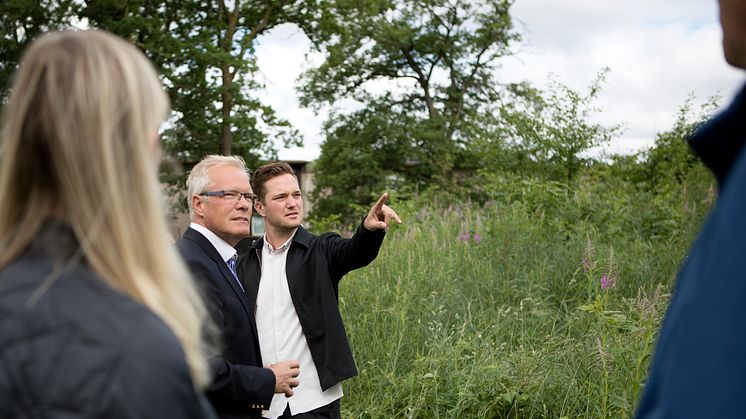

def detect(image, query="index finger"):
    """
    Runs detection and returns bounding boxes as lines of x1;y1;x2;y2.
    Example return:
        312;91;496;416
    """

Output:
371;192;388;212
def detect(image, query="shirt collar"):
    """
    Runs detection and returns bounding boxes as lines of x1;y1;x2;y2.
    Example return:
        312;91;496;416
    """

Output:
263;231;296;255
190;222;237;263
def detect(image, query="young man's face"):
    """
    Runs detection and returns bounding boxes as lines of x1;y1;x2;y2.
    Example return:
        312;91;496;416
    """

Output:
255;173;304;232
193;165;253;246
720;0;746;69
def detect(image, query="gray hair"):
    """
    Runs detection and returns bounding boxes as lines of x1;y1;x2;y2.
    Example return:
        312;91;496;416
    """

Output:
186;155;251;219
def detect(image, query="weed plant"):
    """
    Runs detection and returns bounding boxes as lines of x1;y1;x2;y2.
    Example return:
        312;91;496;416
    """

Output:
334;185;706;418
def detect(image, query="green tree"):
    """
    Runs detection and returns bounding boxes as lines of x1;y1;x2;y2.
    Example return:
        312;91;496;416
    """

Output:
303;0;520;220
302;0;519;174
81;0;316;162
643;94;719;190
310;97;432;221
498;69;621;185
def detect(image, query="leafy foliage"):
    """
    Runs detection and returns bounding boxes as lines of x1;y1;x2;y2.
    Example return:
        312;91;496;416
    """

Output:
304;0;522;221
337;186;700;417
493;69;621;184
641;94;719;191
81;0;312;163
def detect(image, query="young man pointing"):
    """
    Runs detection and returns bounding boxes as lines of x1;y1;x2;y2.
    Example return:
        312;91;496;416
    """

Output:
238;162;400;418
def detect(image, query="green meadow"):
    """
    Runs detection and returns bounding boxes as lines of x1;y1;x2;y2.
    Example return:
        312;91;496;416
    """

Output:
335;173;710;418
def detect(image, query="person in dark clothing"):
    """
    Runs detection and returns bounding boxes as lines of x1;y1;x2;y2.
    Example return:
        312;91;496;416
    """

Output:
636;1;746;417
238;162;401;418
0;222;215;418
177;155;300;419
0;30;215;417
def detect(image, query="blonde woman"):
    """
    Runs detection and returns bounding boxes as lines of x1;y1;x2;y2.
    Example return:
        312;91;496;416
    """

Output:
0;31;215;418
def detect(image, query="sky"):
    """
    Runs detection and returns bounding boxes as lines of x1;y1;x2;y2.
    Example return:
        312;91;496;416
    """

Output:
254;0;746;161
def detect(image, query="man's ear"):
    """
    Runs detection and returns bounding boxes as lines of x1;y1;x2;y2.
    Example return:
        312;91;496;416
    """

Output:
192;195;205;218
254;200;266;217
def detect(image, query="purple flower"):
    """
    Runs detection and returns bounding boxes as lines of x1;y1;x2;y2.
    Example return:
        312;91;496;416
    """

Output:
473;233;482;244
600;273;617;290
458;232;470;241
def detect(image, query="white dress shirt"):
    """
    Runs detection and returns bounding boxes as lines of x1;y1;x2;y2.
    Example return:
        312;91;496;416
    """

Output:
255;234;342;418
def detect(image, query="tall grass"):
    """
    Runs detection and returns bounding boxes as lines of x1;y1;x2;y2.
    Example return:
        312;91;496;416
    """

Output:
337;198;699;418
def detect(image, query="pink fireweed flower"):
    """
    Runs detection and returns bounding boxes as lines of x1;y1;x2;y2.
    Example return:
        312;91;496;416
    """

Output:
473;233;482;244
457;232;470;241
600;273;617;289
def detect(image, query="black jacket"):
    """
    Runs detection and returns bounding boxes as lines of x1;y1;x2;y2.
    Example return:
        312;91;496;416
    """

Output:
238;223;385;391
177;227;275;419
0;221;215;418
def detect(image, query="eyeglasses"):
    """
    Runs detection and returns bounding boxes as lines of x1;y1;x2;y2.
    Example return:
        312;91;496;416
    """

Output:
200;190;257;204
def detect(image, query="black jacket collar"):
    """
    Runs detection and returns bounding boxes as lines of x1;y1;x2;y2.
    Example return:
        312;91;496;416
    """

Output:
250;226;312;251
689;82;746;186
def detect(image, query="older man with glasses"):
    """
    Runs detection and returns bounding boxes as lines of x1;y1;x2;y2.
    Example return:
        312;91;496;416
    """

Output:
177;155;300;419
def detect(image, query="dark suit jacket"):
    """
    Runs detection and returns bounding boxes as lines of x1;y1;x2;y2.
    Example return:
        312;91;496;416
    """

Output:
177;227;274;419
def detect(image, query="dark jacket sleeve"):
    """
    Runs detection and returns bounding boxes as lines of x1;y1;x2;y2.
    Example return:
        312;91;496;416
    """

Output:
184;260;275;408
321;221;386;282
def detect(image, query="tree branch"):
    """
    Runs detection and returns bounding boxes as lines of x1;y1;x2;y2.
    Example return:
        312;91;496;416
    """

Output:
234;0;274;79
402;46;439;118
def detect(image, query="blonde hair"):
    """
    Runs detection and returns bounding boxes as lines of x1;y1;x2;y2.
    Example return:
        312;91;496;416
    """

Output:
186;154;251;219
0;30;212;388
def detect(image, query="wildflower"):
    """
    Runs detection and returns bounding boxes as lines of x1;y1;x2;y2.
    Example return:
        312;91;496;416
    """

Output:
457;232;470;241
600;273;617;290
582;257;590;272
473;233;482;244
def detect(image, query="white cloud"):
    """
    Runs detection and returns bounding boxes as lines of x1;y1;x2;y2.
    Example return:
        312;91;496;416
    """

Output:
254;24;326;160
255;2;746;161
503;0;744;154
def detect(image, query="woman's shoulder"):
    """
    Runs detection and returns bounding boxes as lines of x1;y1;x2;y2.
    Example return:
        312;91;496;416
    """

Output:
0;249;179;351
0;253;208;418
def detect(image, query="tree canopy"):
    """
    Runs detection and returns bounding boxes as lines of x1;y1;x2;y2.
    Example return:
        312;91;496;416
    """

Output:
302;0;525;220
0;0;718;227
1;0;320;166
81;0;321;165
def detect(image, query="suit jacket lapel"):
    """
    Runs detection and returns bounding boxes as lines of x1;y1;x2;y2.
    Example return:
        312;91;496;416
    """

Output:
183;228;253;317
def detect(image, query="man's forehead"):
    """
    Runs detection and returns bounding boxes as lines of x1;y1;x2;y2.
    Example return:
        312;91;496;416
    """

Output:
265;173;300;192
208;166;251;187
